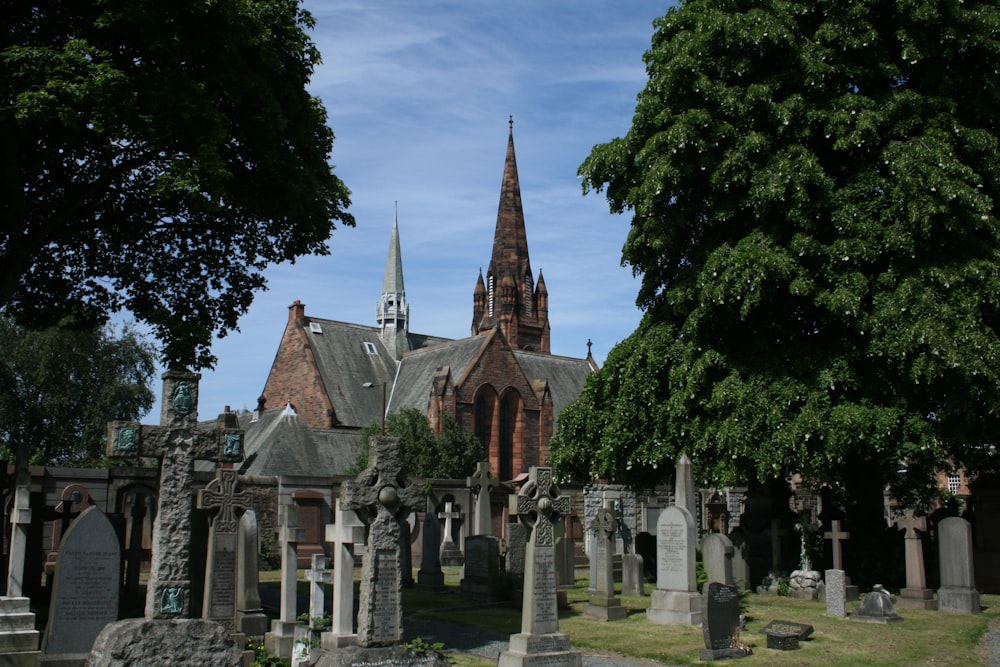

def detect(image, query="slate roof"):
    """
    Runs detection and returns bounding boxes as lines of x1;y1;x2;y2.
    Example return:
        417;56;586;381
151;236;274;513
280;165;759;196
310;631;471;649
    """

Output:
387;334;491;412
298;316;450;428
236;407;364;477
512;349;593;430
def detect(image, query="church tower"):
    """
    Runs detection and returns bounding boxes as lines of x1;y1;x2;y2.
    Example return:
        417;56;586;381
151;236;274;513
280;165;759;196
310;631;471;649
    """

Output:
472;118;550;353
377;205;410;359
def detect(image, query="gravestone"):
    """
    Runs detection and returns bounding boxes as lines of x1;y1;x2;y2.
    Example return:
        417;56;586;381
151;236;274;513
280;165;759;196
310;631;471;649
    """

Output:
197;468;252;632
341;435;425;648
675;454;696;517
647;505;701;625
498;466;582;667
851;585;903;624
937;516;981;613
306;554;332;629
41;506;120;660
106;370;244;619
700;582;750;661
265;504;304;659
322;498;366;649
92;370;246;665
437;501;464;566
416;509;444;591
505;522;527;581
621;554;645;597
894;509;936;609
728;528;751;591
44;483;91;579
701;533;734;587
825;569;847;618
822;519;858;600
466;461;498;535
759;619;813;640
555;518;575;589
460;535;501;600
236;510;268;636
584;508;627;621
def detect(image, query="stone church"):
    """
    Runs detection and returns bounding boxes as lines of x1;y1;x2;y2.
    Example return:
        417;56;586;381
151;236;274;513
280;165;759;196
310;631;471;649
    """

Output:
240;121;597;480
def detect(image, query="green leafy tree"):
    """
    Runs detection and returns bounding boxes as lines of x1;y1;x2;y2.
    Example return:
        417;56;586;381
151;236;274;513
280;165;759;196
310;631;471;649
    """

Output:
1;0;353;369
357;409;484;479
558;0;1000;517
0;316;156;469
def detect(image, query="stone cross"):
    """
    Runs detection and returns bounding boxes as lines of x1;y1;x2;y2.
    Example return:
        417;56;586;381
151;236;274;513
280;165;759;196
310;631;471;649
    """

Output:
265;505;304;660
305;554;332;629
197;468;252;631
322;498;366;649
893;509;937;609
584;507;626;621
106;370;243;618
438;501;461;546
823;520;850;571
467;461;499;535
499;466;581;666
341;436;424;647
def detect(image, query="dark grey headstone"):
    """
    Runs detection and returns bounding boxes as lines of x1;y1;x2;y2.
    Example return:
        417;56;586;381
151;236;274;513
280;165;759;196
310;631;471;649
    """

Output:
766;632;799;651
417;510;444;591
43;506;120;656
700;582;744;658
758;620;814;640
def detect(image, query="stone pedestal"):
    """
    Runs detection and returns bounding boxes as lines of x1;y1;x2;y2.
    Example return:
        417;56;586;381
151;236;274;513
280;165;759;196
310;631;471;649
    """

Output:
584;596;628;622
0;597;40;665
646;589;702;625
896;587;937;610
498;633;583;667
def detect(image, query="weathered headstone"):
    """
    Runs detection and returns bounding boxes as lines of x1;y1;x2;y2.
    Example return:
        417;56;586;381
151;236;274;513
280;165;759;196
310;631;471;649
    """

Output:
554;518;575;589
197;468;252;632
701;533;734;587
728;527;751;592
851;584;903;624
647;505;701;625
265;504;304;659
825;569;847;618
106;370;243;618
937;516;981;613
437;501;464;566
621;554;645;597
341;435;425;648
498;467;582;667
460;535;501;600
894;509;936;609
584;508;627;621
466;461;498;536
700;582;750;661
41;506;120;660
505;522;527;581
236;509;268;636
417;509;444;591
322;498;366;649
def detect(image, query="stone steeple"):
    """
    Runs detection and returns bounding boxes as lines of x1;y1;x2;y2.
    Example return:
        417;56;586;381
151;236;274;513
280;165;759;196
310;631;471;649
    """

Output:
377;204;409;359
472;118;550;353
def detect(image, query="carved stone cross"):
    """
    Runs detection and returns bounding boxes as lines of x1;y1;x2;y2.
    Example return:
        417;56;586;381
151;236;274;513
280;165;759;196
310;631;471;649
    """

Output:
511;466;571;550
106;370;243;619
340;436;424;647
197;468;252;630
437;501;461;545
466;461;498;535
823;520;850;571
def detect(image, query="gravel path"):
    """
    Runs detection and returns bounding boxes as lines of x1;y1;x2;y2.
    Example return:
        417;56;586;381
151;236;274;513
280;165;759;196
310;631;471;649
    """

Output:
977;617;1000;667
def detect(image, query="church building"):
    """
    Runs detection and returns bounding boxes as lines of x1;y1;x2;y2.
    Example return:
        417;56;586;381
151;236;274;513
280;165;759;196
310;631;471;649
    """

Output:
242;121;597;480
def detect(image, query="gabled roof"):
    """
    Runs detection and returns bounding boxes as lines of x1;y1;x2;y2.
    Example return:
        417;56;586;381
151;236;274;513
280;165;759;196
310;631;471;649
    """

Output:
237;408;363;477
299;316;450;428
387;334;491;412
512;350;593;430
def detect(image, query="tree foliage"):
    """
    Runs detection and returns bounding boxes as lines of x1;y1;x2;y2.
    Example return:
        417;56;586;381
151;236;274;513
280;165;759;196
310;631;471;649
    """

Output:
557;0;1000;506
1;0;353;369
0;316;156;468
358;409;485;480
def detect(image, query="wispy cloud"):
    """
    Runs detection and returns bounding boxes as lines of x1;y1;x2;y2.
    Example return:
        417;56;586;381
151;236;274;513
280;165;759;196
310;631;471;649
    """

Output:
145;1;668;419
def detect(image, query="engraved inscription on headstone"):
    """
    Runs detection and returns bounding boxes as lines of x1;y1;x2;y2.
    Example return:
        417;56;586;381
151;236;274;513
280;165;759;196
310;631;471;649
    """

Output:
371;550;400;644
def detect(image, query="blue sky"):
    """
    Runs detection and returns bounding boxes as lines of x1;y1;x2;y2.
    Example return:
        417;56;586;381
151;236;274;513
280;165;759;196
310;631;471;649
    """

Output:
145;1;671;422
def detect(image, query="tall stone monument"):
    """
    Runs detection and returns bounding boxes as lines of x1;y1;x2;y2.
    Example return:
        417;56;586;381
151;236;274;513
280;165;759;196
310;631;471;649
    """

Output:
647;505;701;625
499;466;582;667
584;508;627;621
322;499;366;649
467;461;499;535
341;436;425;647
265;504;304;659
197;468;252;632
236;510;268;636
894;509;936;610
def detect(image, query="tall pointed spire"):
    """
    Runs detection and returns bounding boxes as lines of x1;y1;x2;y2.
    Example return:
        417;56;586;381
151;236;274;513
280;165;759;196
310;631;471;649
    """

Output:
377;203;409;359
472;118;550;353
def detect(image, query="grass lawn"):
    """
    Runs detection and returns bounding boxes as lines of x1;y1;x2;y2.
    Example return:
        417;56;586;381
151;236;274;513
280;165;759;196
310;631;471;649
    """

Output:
262;566;1000;666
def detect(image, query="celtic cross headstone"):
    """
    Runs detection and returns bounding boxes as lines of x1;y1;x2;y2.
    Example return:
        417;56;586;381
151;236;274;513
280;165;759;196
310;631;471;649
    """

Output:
498;466;581;667
466;461;498;535
106;370;243;619
584;507;626;621
894;509;936;609
197;468;252;631
340;436;425;647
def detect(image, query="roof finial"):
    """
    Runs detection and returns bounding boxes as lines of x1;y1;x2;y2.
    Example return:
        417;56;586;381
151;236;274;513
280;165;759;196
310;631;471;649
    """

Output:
587;339;593;356
509;115;513;134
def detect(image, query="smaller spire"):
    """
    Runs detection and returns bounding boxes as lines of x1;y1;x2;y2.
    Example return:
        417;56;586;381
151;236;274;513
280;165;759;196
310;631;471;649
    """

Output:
509;115;513;133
